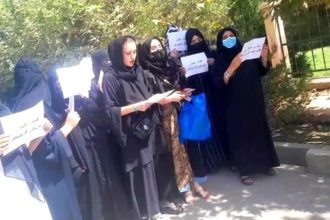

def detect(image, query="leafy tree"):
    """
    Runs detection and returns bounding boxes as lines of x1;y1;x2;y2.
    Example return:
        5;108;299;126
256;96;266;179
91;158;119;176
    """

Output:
0;0;231;99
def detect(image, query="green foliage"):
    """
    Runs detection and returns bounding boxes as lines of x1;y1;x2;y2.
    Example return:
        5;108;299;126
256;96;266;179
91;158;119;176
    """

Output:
228;0;266;42
264;63;310;125
0;0;231;97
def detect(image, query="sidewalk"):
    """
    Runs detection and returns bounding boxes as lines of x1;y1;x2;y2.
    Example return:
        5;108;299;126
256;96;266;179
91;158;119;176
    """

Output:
167;165;330;220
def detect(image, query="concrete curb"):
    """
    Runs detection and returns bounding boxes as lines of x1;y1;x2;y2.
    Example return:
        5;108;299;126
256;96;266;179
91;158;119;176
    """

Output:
275;142;330;175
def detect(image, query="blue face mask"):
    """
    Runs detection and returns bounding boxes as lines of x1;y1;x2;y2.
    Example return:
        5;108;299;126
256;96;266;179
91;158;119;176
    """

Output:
222;37;237;49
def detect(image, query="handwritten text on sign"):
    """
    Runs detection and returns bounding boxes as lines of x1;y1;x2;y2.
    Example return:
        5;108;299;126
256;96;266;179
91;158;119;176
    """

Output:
241;37;266;61
0;101;46;155
180;52;208;78
167;30;187;52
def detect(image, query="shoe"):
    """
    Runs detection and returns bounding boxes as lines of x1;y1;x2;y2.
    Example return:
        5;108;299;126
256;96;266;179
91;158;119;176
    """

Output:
240;176;254;186
266;168;277;176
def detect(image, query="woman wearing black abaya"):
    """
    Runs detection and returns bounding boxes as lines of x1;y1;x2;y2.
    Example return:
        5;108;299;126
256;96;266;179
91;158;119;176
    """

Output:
9;57;83;220
138;37;195;208
48;63;107;220
179;28;227;199
0;103;53;220
212;27;280;185
92;50;137;220
103;36;185;220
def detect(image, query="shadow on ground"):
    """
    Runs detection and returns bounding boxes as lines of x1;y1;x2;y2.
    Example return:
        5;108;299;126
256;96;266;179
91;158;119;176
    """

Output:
168;165;330;220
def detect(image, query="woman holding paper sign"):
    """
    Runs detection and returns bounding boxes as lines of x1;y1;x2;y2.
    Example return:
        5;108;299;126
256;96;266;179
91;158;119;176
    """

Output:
103;36;185;220
0;103;53;220
138;37;196;207
212;27;280;185
48;64;110;220
10;58;83;220
178;28;228;200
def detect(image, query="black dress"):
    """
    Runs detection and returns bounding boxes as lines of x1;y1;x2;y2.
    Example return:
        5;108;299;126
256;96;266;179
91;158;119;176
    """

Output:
182;28;227;178
9;58;83;220
48;66;106;220
138;37;181;205
212;27;280;176
103;37;160;220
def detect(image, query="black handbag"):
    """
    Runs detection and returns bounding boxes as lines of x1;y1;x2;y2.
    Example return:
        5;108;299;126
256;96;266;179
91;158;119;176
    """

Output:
131;115;156;140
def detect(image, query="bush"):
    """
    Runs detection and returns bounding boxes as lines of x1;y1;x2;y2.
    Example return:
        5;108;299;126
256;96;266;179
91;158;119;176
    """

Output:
264;63;310;125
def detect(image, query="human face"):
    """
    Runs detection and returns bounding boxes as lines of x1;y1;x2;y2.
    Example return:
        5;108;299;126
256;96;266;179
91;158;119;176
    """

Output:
222;31;235;40
150;39;162;53
122;41;137;67
191;35;203;45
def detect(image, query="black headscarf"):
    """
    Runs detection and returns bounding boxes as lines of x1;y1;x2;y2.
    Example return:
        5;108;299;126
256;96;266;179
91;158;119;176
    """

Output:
216;27;243;67
9;58;56;124
185;28;211;57
91;50;110;81
10;58;52;113
107;36;150;102
138;37;179;85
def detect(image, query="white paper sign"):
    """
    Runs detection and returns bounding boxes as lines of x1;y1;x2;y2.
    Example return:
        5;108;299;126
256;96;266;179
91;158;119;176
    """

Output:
167;30;187;52
56;57;94;99
180;52;208;78
146;90;176;104
241;37;266;61
0;101;46;155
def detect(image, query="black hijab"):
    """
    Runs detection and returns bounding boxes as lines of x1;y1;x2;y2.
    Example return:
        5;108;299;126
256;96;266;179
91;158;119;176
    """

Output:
138;37;179;85
107;36;150;102
10;58;52;113
185;28;211;57
216;27;243;68
91;49;110;81
9;58;56;124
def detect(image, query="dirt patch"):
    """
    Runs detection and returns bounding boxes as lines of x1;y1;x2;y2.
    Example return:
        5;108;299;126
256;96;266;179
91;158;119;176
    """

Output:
272;123;330;145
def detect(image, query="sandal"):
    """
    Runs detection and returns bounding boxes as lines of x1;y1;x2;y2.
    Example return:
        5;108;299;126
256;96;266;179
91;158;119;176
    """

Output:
193;185;211;200
241;176;254;186
184;191;197;205
160;202;183;215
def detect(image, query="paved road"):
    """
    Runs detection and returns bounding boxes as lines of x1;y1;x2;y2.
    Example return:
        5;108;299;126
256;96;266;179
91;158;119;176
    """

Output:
166;165;330;220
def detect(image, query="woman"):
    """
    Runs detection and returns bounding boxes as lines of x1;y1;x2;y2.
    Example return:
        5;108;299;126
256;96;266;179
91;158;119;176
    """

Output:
0;103;53;220
103;36;184;220
138;37;195;206
91;50;132;220
179;28;226;200
10;57;83;220
48;62;109;220
212;27;280;185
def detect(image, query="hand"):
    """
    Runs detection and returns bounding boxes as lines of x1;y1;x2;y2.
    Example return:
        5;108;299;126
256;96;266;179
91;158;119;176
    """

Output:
166;91;185;103
223;72;231;85
42;119;53;134
64;111;81;130
0;134;10;156
170;49;179;59
207;58;215;65
182;88;194;98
